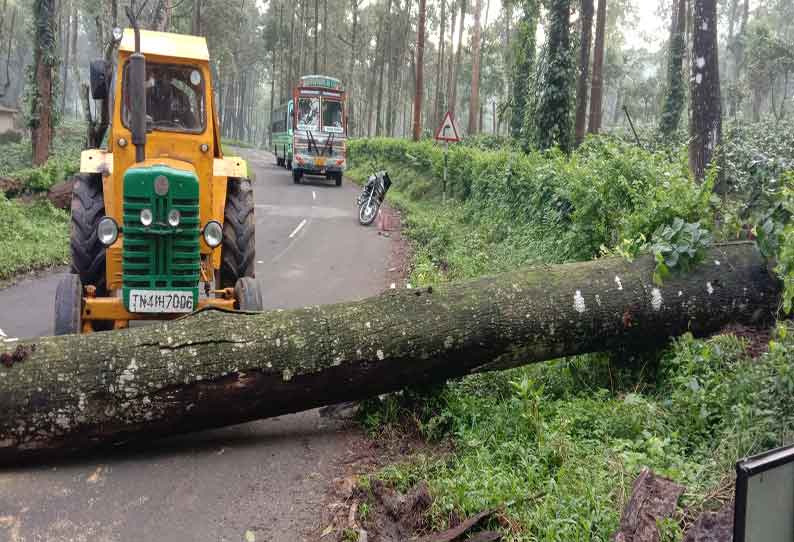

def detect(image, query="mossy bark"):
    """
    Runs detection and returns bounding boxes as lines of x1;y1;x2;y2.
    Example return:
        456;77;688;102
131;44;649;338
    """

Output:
0;243;780;463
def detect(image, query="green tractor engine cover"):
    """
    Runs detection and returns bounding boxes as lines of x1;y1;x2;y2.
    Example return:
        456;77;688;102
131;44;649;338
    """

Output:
121;165;201;312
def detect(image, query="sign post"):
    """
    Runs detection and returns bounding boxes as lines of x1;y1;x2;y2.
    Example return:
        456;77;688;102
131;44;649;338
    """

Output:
434;111;461;203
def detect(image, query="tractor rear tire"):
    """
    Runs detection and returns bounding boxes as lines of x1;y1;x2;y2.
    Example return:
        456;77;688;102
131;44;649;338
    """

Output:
334;173;343;187
54;274;83;335
220;178;256;289
70;173;107;295
235;277;263;311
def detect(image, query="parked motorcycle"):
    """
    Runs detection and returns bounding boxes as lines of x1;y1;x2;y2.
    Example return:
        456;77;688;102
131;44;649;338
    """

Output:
357;171;392;226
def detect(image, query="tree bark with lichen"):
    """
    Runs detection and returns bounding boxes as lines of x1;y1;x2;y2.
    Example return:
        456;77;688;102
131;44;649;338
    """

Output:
0;243;780;464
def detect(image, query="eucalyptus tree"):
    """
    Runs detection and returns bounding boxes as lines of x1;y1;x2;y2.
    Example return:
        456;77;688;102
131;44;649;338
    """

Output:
660;0;687;136
574;0;594;145
689;0;721;182
510;0;538;139
533;0;574;152
588;0;606;133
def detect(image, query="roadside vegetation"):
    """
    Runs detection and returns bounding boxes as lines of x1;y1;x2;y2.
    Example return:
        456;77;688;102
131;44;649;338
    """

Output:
0;121;83;280
346;122;794;540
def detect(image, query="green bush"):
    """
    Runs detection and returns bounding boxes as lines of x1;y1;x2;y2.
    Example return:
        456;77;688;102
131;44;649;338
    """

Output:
0;120;84;192
350;133;794;540
0;192;70;280
348;136;714;268
0;130;22;145
366;326;794;540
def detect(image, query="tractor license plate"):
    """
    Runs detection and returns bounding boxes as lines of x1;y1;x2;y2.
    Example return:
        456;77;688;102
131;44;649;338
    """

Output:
128;290;195;313
315;157;326;167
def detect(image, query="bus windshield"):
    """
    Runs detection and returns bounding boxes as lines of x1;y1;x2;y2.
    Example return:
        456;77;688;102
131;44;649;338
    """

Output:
297;96;320;131
322;100;344;133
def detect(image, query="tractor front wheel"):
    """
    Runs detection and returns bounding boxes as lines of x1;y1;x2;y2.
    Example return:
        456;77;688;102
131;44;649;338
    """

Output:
54;274;83;335
70;173;107;294
235;277;263;311
220;178;256;288
292;168;302;184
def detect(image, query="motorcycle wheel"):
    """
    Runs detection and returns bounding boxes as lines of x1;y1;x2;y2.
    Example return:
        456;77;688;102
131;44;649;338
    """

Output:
358;200;380;226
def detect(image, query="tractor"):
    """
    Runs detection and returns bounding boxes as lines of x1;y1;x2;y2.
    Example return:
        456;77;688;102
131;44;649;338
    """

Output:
54;15;262;335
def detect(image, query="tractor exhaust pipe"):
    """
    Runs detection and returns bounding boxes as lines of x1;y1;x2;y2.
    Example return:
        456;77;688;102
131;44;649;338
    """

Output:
126;6;146;163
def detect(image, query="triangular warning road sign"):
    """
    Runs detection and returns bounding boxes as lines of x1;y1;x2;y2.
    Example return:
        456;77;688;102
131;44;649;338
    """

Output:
435;111;461;142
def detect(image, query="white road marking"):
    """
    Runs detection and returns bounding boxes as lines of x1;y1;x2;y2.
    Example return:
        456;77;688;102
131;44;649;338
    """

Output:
312;191;316;201
289;219;308;239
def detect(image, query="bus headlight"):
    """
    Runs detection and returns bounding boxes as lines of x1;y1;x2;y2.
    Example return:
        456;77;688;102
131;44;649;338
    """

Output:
97;217;119;247
203;220;223;248
140;208;153;226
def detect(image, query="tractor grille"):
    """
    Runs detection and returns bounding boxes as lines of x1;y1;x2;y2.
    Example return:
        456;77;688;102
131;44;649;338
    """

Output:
121;166;201;306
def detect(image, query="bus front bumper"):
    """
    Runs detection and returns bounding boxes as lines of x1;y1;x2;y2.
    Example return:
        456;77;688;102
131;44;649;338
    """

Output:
294;155;346;173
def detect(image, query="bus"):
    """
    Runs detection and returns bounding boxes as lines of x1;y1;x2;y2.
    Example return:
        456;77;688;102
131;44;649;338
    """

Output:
271;75;347;186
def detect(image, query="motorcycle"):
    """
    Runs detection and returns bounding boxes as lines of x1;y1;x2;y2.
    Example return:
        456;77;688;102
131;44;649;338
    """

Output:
357;170;392;226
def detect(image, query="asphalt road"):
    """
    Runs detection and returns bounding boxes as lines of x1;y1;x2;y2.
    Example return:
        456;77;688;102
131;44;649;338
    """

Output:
0;149;394;541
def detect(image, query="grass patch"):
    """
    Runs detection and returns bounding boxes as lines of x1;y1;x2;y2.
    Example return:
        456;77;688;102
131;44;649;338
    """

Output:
348;135;794;541
0;120;84;193
0;193;70;280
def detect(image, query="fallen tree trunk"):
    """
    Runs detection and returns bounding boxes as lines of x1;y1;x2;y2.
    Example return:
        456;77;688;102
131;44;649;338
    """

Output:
0;242;780;463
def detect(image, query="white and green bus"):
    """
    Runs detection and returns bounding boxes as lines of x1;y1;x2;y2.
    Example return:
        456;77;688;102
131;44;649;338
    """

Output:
271;75;347;186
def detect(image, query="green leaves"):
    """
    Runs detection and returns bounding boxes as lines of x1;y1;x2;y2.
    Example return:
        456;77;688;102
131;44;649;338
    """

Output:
650;219;713;285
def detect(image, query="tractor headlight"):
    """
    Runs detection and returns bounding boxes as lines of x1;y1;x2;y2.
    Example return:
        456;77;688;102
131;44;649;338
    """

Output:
202;220;223;248
97;217;119;247
167;209;181;227
112;26;123;42
140;208;153;226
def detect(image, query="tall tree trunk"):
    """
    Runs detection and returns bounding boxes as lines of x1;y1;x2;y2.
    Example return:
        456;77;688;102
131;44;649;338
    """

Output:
31;0;57;166
298;0;307;78
450;0;466;114
446;1;458;114
375;0;392;136
659;0;687;137
477;0;490;133
348;0;360;134
689;0;721;183
534;0;573;152
433;0;446;126
0;1;13;99
287;1;295;93
468;0;483;134
270;49;276;146
511;0;537;140
574;0;594;145
0;243;779;463
413;0;427;140
313;0;319;73
587;0;606;134
322;0;328;71
61;0;71;117
502;1;512;136
191;0;201;34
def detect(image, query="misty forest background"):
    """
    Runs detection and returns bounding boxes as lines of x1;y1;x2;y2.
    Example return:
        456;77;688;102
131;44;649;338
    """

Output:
0;0;791;163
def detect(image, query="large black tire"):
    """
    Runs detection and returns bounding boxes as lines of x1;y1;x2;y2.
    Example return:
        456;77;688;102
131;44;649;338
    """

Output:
70;173;107;295
54;274;83;335
334;172;343;187
235;277;263;311
220;178;256;288
292;168;302;184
